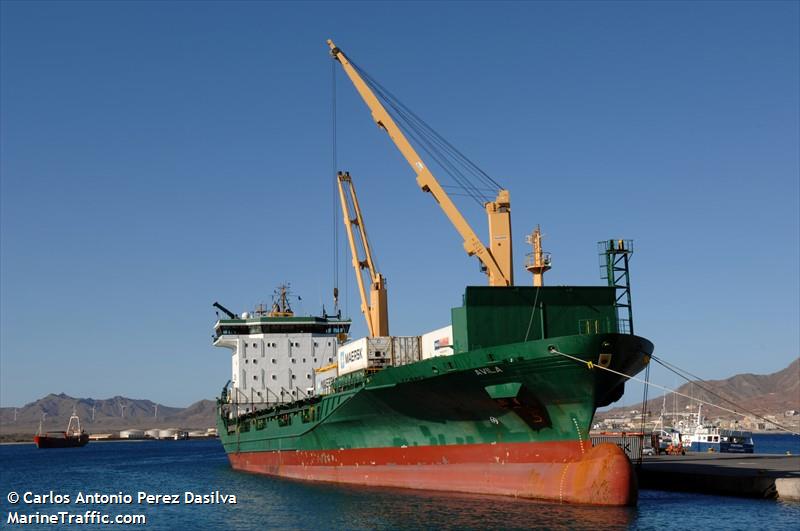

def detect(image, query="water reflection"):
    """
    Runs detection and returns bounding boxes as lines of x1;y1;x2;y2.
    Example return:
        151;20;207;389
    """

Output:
234;472;634;530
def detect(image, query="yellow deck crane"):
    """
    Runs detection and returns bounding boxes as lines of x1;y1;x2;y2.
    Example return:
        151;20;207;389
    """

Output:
328;40;514;287
337;171;389;337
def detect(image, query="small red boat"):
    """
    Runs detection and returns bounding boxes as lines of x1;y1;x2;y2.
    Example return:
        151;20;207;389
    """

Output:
34;411;89;449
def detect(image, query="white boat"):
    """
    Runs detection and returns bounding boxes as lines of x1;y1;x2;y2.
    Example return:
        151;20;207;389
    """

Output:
681;406;754;453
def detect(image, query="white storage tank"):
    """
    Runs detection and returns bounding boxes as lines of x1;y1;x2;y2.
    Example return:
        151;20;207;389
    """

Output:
158;428;178;439
421;325;454;359
119;429;145;439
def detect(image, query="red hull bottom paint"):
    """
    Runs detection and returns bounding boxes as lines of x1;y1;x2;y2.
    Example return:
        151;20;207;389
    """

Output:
33;433;89;449
227;442;636;506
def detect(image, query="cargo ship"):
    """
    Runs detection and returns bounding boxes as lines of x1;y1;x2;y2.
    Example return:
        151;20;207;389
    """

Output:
213;41;654;506
34;411;89;449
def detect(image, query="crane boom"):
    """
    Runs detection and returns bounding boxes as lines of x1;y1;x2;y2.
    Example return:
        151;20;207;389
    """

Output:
337;171;389;337
328;40;513;287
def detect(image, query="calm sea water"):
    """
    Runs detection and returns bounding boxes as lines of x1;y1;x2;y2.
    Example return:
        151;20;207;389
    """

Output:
1;435;798;530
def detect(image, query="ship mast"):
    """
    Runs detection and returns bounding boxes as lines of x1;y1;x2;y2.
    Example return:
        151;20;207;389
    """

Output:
525;226;551;286
269;284;294;317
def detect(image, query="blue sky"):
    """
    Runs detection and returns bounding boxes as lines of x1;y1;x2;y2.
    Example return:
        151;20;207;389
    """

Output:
1;1;797;408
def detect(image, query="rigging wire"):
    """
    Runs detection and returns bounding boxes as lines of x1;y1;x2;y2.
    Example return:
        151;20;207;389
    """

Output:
370;82;489;204
331;60;340;314
365;76;491;205
548;348;799;435
650;354;797;435
348;59;503;207
523;287;543;342
352;60;502;191
638;362;651;465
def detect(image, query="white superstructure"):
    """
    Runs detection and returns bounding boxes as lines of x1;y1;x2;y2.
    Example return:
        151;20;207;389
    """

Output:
213;286;351;415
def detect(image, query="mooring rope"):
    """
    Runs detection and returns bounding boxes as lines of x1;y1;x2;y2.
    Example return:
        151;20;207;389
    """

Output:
547;347;800;436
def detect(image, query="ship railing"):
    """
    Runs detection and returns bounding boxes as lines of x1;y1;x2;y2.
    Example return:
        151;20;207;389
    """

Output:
228;386;322;420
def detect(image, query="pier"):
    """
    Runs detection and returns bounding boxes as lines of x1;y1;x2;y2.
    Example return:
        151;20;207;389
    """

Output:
637;453;800;501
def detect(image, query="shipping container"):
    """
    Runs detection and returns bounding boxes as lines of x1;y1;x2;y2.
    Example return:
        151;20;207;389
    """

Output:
590;433;645;460
337;337;393;375
392;336;421;366
421;325;454;359
338;337;368;375
314;364;338;395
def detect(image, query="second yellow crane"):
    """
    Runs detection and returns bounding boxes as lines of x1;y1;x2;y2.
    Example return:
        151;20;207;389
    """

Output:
336;171;389;337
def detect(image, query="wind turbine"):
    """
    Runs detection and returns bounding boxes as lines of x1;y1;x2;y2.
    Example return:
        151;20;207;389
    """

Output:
154;404;159;419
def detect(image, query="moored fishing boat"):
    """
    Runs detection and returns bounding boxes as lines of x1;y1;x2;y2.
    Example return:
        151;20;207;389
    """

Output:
34;411;89;449
682;406;755;453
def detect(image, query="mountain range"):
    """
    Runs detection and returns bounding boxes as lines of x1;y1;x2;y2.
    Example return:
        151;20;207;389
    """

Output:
599;357;799;421
0;394;216;437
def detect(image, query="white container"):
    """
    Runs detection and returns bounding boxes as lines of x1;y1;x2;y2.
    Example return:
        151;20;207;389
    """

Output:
392;336;421;366
337;337;394;375
421;325;454;359
338;337;368;375
366;337;392;366
314;364;338;395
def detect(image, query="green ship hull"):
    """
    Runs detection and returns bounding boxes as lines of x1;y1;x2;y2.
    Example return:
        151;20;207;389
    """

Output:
216;286;653;505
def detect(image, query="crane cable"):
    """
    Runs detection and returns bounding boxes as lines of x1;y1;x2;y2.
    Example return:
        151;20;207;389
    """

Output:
547;347;799;436
369;79;494;204
349;59;502;207
331;60;339;313
649;353;797;437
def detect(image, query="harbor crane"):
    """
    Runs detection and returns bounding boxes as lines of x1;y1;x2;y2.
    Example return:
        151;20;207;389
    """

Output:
337;171;389;337
328;40;514;287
